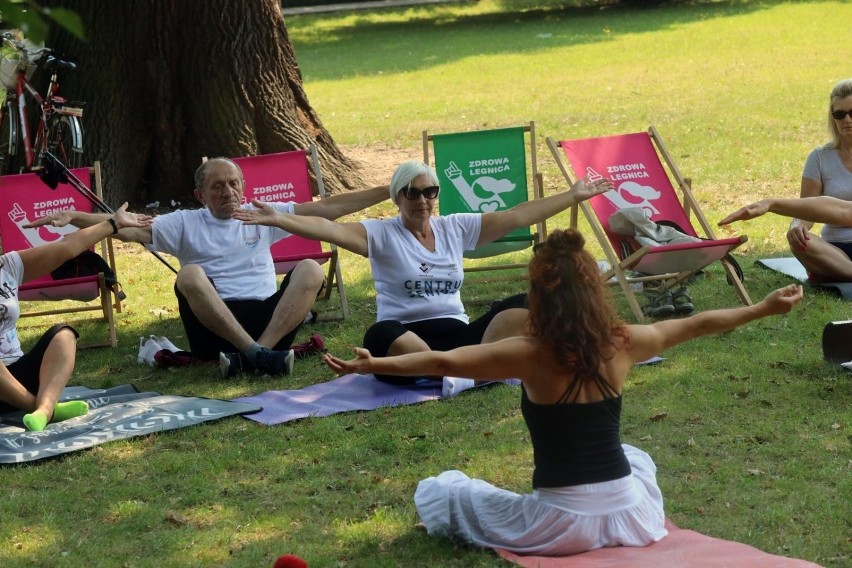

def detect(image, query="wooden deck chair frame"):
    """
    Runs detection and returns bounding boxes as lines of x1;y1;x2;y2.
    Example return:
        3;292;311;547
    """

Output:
0;162;122;347
546;127;751;322
423;121;546;275
216;146;349;320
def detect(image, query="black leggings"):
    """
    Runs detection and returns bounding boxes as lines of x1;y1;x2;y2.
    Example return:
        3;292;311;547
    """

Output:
363;293;527;384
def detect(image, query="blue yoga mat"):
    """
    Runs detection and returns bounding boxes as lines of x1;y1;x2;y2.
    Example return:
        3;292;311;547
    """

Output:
757;258;852;299
0;385;260;464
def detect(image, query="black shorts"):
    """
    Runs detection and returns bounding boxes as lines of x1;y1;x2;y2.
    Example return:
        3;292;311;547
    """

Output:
828;241;852;261
0;324;79;415
175;271;303;360
363;293;527;384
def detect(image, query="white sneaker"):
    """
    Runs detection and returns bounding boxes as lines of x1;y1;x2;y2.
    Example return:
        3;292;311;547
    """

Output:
150;335;181;353
137;337;161;366
442;377;477;398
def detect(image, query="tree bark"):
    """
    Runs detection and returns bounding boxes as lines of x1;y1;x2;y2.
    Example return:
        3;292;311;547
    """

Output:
43;0;365;206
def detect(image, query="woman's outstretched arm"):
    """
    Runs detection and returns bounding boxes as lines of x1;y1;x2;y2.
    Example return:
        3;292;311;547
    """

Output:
233;199;370;256
627;284;804;363
324;337;537;381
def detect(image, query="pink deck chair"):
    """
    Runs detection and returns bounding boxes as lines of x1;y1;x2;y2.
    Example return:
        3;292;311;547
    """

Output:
547;128;751;321
0;162;122;346
229;147;349;320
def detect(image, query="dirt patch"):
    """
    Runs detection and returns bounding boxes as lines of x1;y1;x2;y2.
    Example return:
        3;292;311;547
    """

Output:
341;143;421;188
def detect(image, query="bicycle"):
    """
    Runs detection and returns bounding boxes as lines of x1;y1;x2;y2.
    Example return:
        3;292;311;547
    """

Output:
0;31;84;175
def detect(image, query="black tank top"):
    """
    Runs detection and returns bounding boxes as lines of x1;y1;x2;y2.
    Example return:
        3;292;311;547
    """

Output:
521;374;631;488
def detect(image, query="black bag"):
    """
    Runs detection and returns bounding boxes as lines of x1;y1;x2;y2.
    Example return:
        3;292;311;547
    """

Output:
50;250;126;300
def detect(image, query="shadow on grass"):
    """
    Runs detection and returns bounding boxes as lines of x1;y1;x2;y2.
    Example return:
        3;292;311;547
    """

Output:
289;0;819;82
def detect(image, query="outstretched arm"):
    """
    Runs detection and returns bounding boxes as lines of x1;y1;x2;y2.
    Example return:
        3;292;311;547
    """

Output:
719;196;852;227
294;184;389;220
323;337;537;380
626;284;804;362
18;203;152;282
477;176;613;246
233;200;369;256
23;208;154;244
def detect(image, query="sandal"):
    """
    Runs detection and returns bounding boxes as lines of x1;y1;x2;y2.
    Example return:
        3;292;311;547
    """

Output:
672;287;694;315
642;289;675;318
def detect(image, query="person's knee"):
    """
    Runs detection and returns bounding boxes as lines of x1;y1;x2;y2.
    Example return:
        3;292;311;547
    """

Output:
175;264;210;294
363;320;407;357
483;308;529;343
51;327;78;350
290;259;325;293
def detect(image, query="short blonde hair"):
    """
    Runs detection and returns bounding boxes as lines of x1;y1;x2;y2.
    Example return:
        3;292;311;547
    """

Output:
828;79;852;148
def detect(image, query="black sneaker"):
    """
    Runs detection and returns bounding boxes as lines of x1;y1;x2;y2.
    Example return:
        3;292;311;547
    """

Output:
642;289;675;318
672;287;694;315
219;351;252;379
254;347;295;376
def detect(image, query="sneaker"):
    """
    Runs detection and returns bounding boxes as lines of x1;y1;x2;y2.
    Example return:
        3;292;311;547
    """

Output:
138;337;161;366
642;289;675;318
672;287;694;315
219;351;252;379
292;333;327;360
253;347;295;376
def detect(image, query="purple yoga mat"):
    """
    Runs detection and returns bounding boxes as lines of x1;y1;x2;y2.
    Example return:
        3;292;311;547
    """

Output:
234;374;469;425
233;359;662;426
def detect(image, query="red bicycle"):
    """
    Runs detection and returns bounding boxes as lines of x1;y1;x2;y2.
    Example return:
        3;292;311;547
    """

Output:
0;31;84;175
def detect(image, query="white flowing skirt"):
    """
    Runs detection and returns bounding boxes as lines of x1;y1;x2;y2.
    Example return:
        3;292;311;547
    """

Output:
414;444;667;556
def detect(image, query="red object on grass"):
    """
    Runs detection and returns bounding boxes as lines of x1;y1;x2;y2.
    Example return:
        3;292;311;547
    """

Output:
273;554;308;568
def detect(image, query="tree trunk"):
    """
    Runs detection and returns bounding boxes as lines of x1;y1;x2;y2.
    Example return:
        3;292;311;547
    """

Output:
43;0;365;206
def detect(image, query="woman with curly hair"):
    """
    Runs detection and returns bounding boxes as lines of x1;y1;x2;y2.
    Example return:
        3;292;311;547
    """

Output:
324;228;803;556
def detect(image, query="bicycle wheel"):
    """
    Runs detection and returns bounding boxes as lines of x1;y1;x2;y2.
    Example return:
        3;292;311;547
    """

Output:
43;114;84;169
0;99;19;174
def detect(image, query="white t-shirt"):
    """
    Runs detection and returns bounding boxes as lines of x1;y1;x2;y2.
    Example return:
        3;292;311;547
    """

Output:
803;145;852;243
0;251;25;364
151;203;295;301
362;214;481;324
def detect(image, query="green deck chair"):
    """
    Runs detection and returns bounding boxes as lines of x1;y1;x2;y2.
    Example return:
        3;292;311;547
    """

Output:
422;122;545;274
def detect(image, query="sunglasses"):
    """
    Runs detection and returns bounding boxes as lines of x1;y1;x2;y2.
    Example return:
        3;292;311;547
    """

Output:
831;109;852;120
401;184;440;200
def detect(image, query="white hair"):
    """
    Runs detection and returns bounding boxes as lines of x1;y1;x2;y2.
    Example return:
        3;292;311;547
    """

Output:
389;161;439;203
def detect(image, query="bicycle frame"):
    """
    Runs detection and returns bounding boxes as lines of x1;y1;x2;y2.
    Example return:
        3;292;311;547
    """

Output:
1;35;83;172
10;67;83;168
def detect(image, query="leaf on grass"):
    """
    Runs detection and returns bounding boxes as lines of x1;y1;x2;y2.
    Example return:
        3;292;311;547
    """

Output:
649;412;667;422
639;435;652;441
831;423;841;430
165;510;188;526
687;437;696;447
149;308;170;317
747;468;764;476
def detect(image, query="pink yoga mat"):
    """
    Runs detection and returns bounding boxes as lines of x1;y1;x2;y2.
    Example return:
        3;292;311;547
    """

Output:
496;520;822;568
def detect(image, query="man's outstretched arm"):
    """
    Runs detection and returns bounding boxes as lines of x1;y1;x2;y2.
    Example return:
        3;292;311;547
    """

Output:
23;209;154;244
294;185;389;220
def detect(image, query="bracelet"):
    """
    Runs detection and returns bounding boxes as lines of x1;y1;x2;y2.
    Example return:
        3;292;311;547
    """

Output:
107;217;119;235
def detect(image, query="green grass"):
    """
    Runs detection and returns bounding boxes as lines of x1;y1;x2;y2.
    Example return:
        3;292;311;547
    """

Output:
3;1;852;566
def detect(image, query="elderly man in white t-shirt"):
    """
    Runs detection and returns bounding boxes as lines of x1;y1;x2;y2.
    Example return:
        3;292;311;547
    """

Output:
31;158;387;378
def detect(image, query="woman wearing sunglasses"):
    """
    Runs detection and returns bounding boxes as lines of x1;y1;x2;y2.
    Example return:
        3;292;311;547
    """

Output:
778;78;852;283
234;160;611;384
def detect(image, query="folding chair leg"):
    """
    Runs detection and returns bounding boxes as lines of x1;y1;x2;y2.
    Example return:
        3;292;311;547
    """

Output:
316;252;350;322
611;272;647;323
722;258;752;306
97;274;118;348
334;259;350;320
